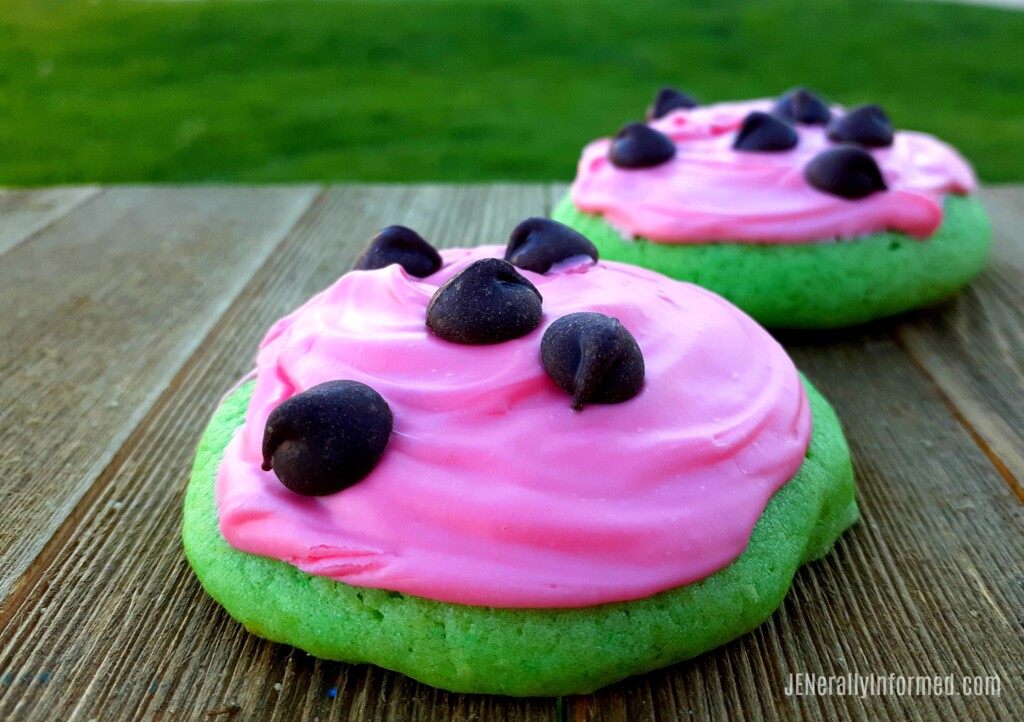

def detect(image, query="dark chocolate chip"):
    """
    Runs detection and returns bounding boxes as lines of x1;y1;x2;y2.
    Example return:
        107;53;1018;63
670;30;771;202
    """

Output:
261;380;393;496
827;104;894;148
504;218;599;274
609;123;676;169
541;312;645;411
353;225;442;278
805;145;888;200
733;111;798;152
772;87;832;125
646;86;699;120
426;258;543;344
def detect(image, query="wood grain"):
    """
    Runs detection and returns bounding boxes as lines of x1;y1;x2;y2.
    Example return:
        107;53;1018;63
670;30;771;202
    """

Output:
0;186;100;256
569;327;1024;721
0;185;555;722
1;184;1022;722
894;187;1024;500
0;186;319;605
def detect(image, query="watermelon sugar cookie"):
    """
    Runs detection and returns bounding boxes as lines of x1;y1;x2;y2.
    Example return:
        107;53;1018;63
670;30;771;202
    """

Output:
183;220;858;696
552;87;992;328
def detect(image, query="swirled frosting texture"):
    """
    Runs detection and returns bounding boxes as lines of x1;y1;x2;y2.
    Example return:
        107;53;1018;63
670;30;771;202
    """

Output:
216;247;811;608
570;99;976;243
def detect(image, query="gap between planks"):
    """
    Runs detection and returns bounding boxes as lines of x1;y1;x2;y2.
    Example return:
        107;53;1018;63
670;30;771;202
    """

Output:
0;186;102;257
2;183;1020;722
0;185;328;625
892;186;1024;502
0;184;559;722
895;333;1024;503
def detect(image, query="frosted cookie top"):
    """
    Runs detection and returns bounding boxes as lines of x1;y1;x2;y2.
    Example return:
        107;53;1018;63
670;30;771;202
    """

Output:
216;238;811;608
570;89;976;244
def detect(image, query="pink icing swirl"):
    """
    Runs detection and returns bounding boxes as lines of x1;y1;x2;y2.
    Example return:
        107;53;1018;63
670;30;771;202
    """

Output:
216;247;811;608
570;99;977;243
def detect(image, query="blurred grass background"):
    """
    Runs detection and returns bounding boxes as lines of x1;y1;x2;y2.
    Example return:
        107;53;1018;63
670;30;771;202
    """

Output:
1;0;1022;185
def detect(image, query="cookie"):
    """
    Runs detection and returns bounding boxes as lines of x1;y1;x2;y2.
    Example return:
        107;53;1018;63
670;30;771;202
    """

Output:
553;88;992;328
183;237;857;696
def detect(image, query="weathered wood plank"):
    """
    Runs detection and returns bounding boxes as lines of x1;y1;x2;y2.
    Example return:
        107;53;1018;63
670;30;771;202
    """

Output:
0;186;320;606
0;186;101;256
3;183;1022;721
554;181;1024;720
894;186;1024;500
569;328;1024;721
0;185;555;722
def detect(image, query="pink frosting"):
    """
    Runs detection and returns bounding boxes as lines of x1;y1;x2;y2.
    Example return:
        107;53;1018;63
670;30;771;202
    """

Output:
216;247;811;608
570;99;977;243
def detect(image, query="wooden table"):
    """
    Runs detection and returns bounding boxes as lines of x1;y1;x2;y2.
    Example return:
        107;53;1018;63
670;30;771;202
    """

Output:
0;184;1020;721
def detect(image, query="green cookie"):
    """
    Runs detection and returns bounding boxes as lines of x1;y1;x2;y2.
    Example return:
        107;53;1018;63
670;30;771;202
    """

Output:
183;377;856;697
551;194;991;329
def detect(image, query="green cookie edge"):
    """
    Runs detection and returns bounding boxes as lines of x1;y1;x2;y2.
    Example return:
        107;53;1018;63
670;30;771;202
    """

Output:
552;194;991;329
183;377;857;696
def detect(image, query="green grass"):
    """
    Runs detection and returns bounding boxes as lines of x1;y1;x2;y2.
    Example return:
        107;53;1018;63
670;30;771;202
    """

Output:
1;0;1022;185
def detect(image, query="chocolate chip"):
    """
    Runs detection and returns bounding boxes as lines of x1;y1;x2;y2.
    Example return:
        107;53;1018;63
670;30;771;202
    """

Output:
733;111;798;152
609;123;676;169
504;218;599;274
646;86;699;120
426;258;543;344
772;87;832;125
261;380;393;496
827;104;894;148
541;312;645;410
805;145;888;200
353;225;442;278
